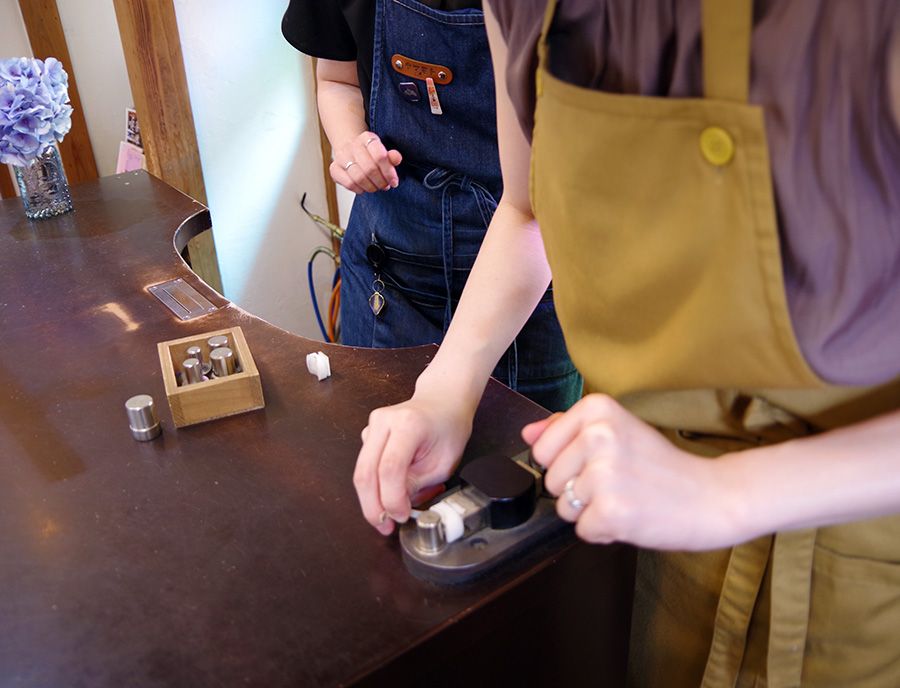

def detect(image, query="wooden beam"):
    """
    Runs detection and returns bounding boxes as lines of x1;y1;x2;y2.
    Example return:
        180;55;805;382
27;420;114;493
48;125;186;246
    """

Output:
187;230;224;295
17;0;99;185
112;0;207;205
0;168;16;200
113;0;221;291
310;57;342;252
319;122;341;232
312;61;341;228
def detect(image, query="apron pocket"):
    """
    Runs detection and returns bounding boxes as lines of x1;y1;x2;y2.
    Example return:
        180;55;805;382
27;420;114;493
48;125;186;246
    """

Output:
392;0;483;24
531;73;824;395
380;243;478;310
804;537;900;687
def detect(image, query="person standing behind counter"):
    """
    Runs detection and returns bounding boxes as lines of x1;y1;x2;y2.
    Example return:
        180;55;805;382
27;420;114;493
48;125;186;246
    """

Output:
352;0;900;686
281;0;581;413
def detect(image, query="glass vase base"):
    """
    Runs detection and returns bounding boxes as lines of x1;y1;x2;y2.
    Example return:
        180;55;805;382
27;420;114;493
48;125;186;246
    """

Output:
14;146;74;220
21;195;73;220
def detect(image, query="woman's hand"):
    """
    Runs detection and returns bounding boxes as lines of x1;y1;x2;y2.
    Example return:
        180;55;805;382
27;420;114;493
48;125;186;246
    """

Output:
330;131;402;194
315;60;402;194
524;394;745;551
354;392;474;535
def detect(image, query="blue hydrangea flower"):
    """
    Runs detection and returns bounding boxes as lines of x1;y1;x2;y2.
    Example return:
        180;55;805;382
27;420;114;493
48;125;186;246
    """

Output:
0;57;73;166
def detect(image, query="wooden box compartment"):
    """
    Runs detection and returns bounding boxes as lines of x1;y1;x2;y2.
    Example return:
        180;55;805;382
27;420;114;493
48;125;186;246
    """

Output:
157;326;264;427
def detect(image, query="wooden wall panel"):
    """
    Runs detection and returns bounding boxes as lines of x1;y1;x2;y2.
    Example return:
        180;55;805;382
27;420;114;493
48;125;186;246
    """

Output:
187;231;224;295
310;59;341;228
0;168;16;200
319;120;342;245
113;0;221;290
311;57;342;253
112;0;207;205
17;0;99;186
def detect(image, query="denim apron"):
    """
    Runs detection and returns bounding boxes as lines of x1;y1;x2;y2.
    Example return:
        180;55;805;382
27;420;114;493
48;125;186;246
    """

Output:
340;0;581;412
532;0;900;685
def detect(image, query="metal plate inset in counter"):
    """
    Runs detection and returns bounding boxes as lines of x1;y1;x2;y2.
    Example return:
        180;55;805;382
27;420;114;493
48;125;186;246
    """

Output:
148;278;217;320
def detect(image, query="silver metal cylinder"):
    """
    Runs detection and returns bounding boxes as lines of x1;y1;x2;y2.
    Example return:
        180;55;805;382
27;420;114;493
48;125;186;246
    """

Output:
182;357;204;385
125;394;161;441
207;335;229;351
186;344;212;375
210;346;236;377
414;510;446;554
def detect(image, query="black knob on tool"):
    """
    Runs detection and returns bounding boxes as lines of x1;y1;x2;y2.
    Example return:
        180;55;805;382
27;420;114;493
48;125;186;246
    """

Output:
459;454;537;530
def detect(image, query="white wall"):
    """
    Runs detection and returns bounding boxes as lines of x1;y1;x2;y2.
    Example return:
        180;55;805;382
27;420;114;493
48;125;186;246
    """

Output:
0;0;133;178
56;0;134;177
173;0;335;340
0;1;31;64
336;184;354;227
0;0;31;190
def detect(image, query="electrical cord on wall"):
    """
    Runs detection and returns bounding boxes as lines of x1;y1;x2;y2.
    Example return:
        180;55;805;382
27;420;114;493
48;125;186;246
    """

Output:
301;193;344;241
308;246;338;342
301;193;344;343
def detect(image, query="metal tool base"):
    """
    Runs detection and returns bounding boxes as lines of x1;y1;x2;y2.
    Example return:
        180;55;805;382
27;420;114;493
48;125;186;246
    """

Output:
400;497;569;584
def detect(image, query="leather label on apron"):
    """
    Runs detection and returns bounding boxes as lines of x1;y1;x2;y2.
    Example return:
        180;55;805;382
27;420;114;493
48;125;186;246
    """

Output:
390;54;453;84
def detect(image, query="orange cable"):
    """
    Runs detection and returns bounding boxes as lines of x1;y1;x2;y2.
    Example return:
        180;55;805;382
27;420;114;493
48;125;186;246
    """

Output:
327;278;341;342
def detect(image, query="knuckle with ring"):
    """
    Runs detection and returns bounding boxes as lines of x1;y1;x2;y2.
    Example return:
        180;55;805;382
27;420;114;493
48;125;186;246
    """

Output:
564;477;587;511
343;160;357;170
365;137;377;147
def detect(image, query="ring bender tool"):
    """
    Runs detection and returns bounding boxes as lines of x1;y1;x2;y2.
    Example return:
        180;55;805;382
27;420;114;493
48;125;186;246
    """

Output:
400;450;569;584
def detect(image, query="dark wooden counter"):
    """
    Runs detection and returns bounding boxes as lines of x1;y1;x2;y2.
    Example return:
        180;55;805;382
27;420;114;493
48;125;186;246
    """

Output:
0;172;634;687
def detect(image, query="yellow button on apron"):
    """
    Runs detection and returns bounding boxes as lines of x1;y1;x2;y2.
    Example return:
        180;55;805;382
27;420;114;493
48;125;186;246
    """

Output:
699;126;735;166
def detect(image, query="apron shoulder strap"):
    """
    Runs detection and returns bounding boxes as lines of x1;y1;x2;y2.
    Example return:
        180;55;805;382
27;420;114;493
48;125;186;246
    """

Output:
702;0;753;102
539;0;753;103
535;0;558;97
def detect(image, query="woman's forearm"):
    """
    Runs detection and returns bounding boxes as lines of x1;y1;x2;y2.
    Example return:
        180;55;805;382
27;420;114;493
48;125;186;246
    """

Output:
725;408;900;540
315;60;367;152
415;2;550;411
415;200;552;410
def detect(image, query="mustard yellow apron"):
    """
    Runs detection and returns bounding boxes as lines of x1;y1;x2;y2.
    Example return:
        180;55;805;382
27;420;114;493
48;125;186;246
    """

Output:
530;0;900;685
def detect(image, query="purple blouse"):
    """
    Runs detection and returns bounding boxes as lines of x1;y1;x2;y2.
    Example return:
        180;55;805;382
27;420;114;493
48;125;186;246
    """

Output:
488;0;900;387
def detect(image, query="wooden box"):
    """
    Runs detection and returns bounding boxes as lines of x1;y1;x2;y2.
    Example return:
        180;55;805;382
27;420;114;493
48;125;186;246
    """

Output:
157;326;264;427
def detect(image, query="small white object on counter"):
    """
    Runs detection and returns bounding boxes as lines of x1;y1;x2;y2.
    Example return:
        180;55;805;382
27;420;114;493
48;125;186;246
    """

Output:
306;351;331;381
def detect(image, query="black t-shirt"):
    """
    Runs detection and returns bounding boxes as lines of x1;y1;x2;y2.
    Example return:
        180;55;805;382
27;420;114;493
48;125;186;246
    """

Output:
281;0;481;119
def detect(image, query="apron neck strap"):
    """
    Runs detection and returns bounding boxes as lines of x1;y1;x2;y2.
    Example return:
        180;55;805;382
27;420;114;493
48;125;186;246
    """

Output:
702;0;753;102
537;0;753;104
535;0;558;94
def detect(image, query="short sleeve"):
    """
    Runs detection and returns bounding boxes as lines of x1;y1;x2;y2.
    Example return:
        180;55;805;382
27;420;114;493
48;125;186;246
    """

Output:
486;0;546;141
281;0;358;61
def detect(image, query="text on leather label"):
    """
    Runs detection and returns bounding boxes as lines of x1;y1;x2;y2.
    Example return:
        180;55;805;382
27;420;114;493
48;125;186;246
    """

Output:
390;54;453;85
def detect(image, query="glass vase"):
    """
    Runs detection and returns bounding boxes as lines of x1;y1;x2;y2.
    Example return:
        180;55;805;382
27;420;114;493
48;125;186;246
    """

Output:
13;146;74;220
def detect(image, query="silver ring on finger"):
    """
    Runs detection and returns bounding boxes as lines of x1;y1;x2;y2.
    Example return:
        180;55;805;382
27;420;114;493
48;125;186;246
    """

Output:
564;477;587;511
343;160;357;170
364;137;377;147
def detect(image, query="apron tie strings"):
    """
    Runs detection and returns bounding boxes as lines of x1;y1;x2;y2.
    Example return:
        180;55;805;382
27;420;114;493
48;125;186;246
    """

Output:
422;168;498;227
